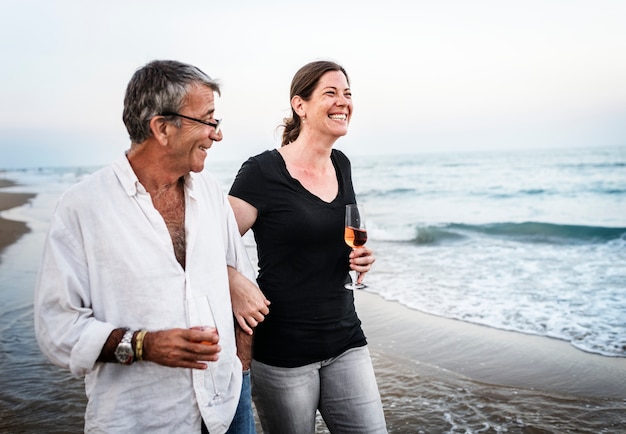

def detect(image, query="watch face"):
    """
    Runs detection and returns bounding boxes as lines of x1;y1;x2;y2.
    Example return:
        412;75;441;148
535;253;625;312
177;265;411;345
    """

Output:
115;343;133;364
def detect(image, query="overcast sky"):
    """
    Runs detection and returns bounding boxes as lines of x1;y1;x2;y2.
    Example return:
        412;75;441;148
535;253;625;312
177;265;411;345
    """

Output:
1;0;625;169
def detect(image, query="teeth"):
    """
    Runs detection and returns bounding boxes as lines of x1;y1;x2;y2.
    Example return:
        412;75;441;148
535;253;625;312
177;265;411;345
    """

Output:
329;114;347;120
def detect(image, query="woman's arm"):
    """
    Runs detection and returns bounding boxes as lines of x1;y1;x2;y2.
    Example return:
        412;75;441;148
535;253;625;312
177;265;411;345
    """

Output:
228;195;258;236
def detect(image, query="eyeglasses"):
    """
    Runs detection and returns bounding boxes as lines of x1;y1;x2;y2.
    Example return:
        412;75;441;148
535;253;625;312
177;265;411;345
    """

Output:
161;112;221;133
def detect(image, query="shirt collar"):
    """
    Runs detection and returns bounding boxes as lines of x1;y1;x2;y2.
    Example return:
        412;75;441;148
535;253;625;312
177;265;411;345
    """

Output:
111;152;141;196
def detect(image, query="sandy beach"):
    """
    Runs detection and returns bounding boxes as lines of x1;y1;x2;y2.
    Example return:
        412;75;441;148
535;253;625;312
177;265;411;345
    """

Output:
355;290;626;399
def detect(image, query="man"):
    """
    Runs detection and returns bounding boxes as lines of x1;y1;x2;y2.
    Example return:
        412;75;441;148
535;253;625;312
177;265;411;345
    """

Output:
34;60;267;433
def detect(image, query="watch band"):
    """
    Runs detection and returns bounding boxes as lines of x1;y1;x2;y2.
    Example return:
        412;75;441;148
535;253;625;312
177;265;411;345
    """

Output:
121;329;133;344
120;329;133;345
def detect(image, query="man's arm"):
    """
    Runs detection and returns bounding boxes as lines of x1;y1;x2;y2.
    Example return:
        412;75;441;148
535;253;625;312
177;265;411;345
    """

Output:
97;327;222;369
235;326;253;371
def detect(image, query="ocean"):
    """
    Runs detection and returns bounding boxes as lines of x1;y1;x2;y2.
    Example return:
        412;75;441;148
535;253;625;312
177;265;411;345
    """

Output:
1;145;625;432
353;146;626;359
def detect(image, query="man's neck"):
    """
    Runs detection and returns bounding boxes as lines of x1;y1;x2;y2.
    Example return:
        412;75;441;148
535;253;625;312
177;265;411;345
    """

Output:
126;142;184;194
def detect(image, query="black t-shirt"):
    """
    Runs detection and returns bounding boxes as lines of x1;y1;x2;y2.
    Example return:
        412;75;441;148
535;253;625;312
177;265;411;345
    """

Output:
229;149;367;367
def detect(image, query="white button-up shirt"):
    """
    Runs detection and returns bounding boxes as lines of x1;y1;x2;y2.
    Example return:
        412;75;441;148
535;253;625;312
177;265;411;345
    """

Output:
34;155;255;433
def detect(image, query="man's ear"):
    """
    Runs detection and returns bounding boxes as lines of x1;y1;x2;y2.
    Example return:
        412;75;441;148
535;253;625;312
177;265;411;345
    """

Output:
149;116;171;145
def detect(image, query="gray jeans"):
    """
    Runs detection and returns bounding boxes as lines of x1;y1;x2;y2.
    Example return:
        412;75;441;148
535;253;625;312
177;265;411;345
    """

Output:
251;346;387;434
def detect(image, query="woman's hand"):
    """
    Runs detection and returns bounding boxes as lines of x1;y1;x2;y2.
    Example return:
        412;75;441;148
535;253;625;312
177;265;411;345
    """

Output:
349;246;376;283
228;266;270;335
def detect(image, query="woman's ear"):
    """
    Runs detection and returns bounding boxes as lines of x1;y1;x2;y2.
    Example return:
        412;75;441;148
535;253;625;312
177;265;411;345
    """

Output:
291;95;306;118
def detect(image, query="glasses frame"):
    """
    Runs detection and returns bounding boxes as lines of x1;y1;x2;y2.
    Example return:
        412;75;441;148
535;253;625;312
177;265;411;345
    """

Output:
160;112;221;133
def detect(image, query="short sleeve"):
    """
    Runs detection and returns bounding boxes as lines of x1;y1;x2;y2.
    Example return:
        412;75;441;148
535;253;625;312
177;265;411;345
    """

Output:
229;154;269;212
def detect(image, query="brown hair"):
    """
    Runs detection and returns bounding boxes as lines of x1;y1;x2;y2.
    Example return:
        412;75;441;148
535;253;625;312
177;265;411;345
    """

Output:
281;60;350;147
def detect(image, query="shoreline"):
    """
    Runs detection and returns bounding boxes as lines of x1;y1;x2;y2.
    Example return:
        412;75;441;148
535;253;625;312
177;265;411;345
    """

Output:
0;177;624;432
0;178;36;261
355;290;626;400
1;176;624;402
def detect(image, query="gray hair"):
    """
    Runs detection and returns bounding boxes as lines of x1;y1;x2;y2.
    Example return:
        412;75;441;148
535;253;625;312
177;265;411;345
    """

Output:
122;60;221;144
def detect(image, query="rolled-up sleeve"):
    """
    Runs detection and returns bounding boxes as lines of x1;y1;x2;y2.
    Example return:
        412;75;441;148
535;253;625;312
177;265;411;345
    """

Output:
34;197;115;377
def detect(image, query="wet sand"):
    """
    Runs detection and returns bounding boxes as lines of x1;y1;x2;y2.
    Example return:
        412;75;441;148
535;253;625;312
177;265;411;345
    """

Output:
355;290;626;399
0;179;36;262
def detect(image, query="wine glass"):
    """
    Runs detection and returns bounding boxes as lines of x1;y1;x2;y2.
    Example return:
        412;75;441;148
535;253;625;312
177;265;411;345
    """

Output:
344;204;368;290
186;295;223;406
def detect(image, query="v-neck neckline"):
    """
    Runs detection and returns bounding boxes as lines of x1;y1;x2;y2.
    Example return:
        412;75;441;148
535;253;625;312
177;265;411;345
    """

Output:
271;149;342;205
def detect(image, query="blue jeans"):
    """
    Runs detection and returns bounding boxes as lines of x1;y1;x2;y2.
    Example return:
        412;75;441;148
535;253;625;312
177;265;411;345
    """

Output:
202;370;256;434
251;346;387;434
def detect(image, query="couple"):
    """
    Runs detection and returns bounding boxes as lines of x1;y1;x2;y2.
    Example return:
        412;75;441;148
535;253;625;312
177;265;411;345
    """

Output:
34;59;387;434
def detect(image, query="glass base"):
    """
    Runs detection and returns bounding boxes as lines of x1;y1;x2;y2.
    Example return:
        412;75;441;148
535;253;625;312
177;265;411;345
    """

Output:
345;282;367;290
345;270;366;290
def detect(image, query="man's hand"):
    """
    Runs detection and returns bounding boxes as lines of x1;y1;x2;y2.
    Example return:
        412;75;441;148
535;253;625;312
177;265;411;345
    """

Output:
142;328;220;370
228;266;270;335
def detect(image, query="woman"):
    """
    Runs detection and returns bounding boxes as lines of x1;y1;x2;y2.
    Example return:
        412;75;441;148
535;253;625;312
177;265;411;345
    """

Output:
228;60;387;433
